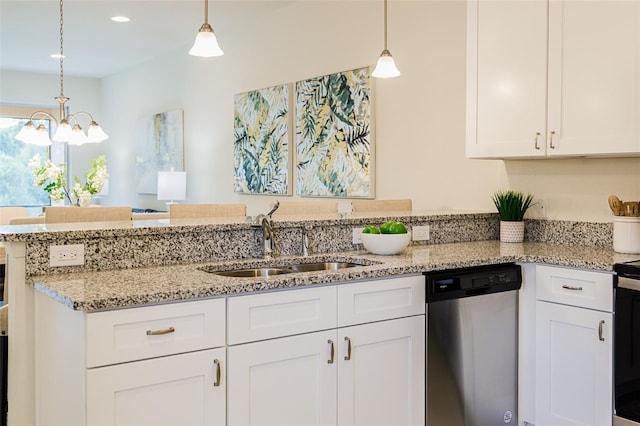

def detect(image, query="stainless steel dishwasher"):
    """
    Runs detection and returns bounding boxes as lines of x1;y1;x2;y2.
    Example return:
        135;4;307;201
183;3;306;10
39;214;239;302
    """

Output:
425;263;522;426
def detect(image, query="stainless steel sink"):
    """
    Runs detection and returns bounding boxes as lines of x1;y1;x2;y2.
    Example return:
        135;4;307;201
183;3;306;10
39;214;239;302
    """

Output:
287;262;364;272
200;260;365;277
212;268;292;277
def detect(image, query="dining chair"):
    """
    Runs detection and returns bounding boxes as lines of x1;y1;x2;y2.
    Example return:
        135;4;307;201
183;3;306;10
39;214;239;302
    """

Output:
169;203;247;219
271;200;339;216
44;206;133;223
351;199;413;213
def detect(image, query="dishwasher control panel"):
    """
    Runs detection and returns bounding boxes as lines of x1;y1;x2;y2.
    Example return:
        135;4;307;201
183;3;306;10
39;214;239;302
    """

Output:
425;263;522;302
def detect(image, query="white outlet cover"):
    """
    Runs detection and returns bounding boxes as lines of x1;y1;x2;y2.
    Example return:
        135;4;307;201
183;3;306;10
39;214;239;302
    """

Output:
352;227;365;244
412;225;430;241
50;244;85;267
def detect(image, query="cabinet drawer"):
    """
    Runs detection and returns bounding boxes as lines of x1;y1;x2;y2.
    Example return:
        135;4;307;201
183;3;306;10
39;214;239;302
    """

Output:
86;298;225;368
337;275;425;327
227;286;337;345
536;265;613;312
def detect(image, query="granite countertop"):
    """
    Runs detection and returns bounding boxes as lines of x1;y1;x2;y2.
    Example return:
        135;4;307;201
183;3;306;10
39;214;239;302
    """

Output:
31;240;640;312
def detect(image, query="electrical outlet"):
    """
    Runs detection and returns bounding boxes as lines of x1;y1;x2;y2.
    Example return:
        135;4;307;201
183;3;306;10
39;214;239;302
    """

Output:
352;227;365;244
50;244;85;267
528;199;547;219
412;225;430;241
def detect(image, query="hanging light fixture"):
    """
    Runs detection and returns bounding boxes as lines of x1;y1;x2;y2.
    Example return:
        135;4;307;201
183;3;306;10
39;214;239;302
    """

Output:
15;0;108;146
372;0;401;79
189;0;224;57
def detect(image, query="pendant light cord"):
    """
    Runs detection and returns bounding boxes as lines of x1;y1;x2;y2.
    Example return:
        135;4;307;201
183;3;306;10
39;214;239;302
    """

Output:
383;0;388;50
204;0;209;25
59;0;64;97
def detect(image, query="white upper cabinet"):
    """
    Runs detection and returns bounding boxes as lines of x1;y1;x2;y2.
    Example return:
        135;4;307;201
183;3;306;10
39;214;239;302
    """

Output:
467;0;640;158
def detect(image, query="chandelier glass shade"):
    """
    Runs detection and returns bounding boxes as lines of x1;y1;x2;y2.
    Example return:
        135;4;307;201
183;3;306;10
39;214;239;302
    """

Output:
372;0;401;79
15;0;108;146
189;0;224;57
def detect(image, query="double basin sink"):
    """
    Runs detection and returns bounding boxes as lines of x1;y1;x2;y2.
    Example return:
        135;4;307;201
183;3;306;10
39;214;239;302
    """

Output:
199;260;367;278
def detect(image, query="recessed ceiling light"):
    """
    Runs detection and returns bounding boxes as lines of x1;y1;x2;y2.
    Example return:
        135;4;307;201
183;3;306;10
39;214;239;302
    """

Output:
50;53;65;59
111;16;130;23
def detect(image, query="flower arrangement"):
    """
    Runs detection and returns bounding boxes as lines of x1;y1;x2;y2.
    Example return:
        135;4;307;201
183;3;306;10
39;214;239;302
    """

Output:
29;154;109;207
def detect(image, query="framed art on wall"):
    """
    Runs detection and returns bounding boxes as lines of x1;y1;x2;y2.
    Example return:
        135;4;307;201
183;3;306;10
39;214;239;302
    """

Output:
233;83;291;195
134;109;184;194
295;66;374;198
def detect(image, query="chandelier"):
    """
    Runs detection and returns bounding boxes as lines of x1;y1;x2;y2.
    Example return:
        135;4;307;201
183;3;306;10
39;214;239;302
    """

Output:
15;0;108;146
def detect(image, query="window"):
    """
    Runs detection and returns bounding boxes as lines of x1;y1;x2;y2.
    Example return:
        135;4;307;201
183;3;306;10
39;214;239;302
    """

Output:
0;105;66;208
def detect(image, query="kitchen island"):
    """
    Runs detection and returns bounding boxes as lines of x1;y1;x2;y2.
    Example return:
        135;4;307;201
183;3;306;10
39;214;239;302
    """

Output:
1;211;636;425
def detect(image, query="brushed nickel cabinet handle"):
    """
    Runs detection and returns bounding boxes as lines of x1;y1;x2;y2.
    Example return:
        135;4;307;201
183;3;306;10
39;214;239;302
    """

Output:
562;285;583;291
549;131;556;149
344;337;352;361
328;339;335;364
213;359;221;387
598;320;605;341
146;326;175;336
535;132;541;150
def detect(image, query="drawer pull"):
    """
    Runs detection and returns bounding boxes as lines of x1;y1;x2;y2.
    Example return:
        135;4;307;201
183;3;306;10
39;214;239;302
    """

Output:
561;285;583;291
328;339;335;364
146;326;175;336
344;337;352;361
534;132;541;150
598;320;605;341
213;359;221;387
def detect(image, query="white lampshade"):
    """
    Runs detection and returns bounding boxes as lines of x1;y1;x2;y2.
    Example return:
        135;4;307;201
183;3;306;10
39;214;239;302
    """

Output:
15;121;37;143
87;121;109;143
372;50;401;78
34;124;53;146
157;171;187;202
52;120;73;142
67;124;88;145
189;29;224;57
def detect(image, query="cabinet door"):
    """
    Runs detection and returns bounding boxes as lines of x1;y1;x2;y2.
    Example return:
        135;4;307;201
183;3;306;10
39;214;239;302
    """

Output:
547;0;640;156
86;348;225;426
535;301;613;426
466;0;548;158
337;316;425;426
227;330;337;426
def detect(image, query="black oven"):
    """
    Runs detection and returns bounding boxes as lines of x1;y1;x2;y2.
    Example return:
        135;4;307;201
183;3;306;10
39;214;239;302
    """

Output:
615;260;640;423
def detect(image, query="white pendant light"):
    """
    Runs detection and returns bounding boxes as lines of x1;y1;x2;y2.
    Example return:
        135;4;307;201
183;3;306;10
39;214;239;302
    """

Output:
14;0;108;145
372;0;401;79
189;0;224;57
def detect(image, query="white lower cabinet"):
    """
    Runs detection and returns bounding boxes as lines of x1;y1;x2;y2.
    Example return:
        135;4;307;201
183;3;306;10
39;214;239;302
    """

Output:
227;316;425;426
87;348;226;426
534;265;614;426
337;317;425;426
227;331;337;426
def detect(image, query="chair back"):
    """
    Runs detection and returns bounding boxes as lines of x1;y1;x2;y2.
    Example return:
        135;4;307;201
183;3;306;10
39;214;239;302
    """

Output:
351;199;413;213
44;206;133;223
272;201;339;216
0;207;29;225
169;203;247;219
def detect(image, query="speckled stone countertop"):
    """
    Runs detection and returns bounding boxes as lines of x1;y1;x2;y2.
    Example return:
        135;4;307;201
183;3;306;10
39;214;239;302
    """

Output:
31;240;640;312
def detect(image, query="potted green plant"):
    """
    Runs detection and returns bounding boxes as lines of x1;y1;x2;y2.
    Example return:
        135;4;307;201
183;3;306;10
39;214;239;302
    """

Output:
492;190;535;243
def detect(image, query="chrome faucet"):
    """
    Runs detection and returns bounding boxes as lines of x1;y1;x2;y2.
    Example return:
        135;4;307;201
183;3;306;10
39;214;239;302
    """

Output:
256;201;279;258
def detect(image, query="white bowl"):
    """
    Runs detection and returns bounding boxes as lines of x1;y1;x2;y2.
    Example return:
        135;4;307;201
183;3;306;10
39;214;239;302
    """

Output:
360;232;411;255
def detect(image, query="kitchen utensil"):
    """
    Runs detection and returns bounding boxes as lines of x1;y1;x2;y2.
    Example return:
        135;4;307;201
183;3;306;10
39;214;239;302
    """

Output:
623;201;640;217
609;195;623;216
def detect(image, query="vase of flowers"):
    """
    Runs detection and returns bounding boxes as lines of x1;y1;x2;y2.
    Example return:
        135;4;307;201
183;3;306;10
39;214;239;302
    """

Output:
29;154;109;207
492;190;535;243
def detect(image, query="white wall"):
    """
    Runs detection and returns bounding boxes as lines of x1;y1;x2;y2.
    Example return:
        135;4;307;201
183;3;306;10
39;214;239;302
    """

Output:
4;1;640;221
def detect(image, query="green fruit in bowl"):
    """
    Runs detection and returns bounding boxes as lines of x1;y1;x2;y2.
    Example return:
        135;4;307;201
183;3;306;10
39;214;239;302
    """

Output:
388;222;407;234
380;221;407;234
362;225;381;234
